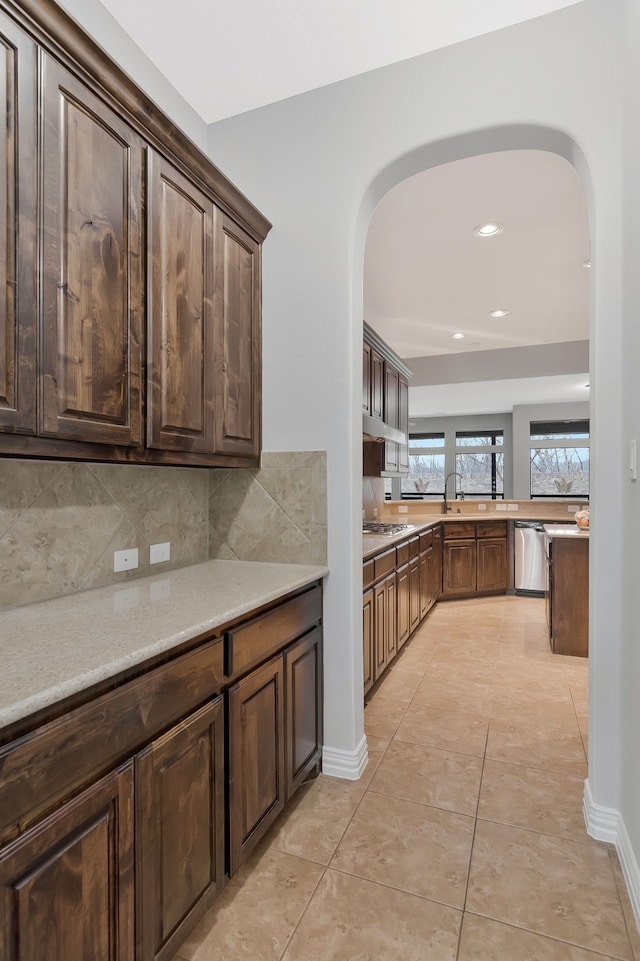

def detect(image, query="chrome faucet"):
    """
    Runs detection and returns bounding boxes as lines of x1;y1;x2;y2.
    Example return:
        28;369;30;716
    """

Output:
442;472;464;514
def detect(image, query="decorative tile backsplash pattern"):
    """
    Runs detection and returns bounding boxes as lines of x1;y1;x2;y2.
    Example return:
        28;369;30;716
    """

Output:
0;452;327;611
209;452;327;565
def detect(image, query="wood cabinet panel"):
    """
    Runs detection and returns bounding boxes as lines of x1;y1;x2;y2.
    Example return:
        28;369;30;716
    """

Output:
476;537;507;593
363;588;374;696
225;584;322;680
384;572;397;664
0;763;134;961
228;656;285;874
0;14;36;435
0;636;223;846
373;579;387;681
419;548;430;620
40;54;143;446
384;364;399;472
397;563;411;650
285;628;323;798
370;348;384;420
548;537;588;657
136;699;225;961
409;556;420;633
147;151;214;453
214;212;261;458
443;539;476;596
362;341;371;413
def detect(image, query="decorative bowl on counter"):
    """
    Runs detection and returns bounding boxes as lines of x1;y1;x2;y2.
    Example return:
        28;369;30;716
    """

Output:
575;509;590;529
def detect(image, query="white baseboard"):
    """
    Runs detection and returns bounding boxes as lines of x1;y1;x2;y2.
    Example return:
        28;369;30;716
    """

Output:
583;777;619;844
322;735;368;780
584;778;640;932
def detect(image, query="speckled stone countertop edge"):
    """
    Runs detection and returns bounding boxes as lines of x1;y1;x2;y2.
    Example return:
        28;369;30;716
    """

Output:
0;559;329;731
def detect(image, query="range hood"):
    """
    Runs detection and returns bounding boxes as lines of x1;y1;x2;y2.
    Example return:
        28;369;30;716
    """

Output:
362;414;404;445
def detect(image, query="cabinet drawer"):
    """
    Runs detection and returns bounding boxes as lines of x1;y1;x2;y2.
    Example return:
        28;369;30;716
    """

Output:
408;536;420;560
225;585;322;679
419;531;433;552
374;548;396;581
396;541;410;566
363;559;375;591
443;522;476;539
477;521;507;538
0;637;224;845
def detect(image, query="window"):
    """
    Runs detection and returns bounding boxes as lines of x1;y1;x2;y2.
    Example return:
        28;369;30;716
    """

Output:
454;430;504;498
402;433;445;499
530;420;590;497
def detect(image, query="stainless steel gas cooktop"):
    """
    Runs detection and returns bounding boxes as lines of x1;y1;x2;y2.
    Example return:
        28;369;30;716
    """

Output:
362;522;412;536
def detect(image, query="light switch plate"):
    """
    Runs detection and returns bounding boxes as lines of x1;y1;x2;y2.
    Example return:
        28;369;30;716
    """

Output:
150;542;171;564
114;548;139;573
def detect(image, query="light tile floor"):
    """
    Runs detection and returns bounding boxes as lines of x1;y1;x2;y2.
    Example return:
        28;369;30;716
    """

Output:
175;595;640;961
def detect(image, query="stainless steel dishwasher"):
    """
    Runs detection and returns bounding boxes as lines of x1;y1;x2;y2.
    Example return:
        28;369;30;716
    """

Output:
514;521;547;596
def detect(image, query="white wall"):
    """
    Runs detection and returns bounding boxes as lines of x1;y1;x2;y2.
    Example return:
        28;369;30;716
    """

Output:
204;0;631;876
619;0;640;923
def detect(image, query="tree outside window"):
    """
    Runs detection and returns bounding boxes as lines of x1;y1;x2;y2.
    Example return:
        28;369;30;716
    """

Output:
529;421;590;497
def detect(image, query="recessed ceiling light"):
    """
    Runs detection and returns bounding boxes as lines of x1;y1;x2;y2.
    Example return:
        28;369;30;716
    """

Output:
473;222;503;238
452;332;465;340
582;259;592;269
489;309;510;318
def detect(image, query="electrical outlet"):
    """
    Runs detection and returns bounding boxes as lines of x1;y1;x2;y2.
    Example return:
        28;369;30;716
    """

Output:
398;505;408;513
150;542;171;564
496;504;507;511
477;503;487;511
568;504;580;512
114;548;138;573
507;503;519;511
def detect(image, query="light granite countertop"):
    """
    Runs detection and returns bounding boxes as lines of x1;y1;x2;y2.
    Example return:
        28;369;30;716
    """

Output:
363;511;580;560
544;524;590;539
0;559;328;731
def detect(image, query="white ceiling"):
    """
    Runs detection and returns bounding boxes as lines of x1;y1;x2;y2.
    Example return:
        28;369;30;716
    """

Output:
410;374;590;420
95;0;589;418
96;0;583;124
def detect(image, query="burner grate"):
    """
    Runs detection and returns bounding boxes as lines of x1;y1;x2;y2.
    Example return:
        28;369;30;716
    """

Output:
363;522;412;536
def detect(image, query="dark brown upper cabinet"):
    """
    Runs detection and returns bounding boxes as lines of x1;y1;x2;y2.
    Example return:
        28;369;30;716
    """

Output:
40;54;143;447
147;152;215;455
214;212;261;459
0;0;270;467
0;13;37;435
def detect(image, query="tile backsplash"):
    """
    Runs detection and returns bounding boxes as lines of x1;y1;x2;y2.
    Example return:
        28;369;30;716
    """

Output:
0;451;327;611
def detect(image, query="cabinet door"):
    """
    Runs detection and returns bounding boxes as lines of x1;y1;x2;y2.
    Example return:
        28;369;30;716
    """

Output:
0;763;134;961
398;374;409;474
419;550;429;620
432;527;443;603
442;539;476;596
136;699;225;961
370;348;384;420
228;655;285;874
0;15;36;435
373;578;387;681
363;588;375;696
409;555;421;632
396;563;411;650
147;151;215;453
40;55;143;446
362;341;371;413
214;212;261;459
476;537;507;593
384;572;397;664
384;364;399;472
285;628;323;799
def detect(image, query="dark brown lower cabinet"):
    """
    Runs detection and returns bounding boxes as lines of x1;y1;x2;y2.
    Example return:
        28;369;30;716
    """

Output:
228;624;323;875
397;562;411;650
0;763;134;961
476;537;508;593
135;698;225;961
384;572;397;665
374;578;388;681
228;656;285;876
285;628;323;798
363;588;375;695
443;538;477;596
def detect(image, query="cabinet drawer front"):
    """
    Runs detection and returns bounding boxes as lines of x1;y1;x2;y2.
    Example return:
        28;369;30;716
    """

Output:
0;637;223;846
408;536;420;559
477;521;507;538
225;585;322;679
363;559;375;591
396;542;410;566
443;522;476;539
373;548;395;581
419;531;433;552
